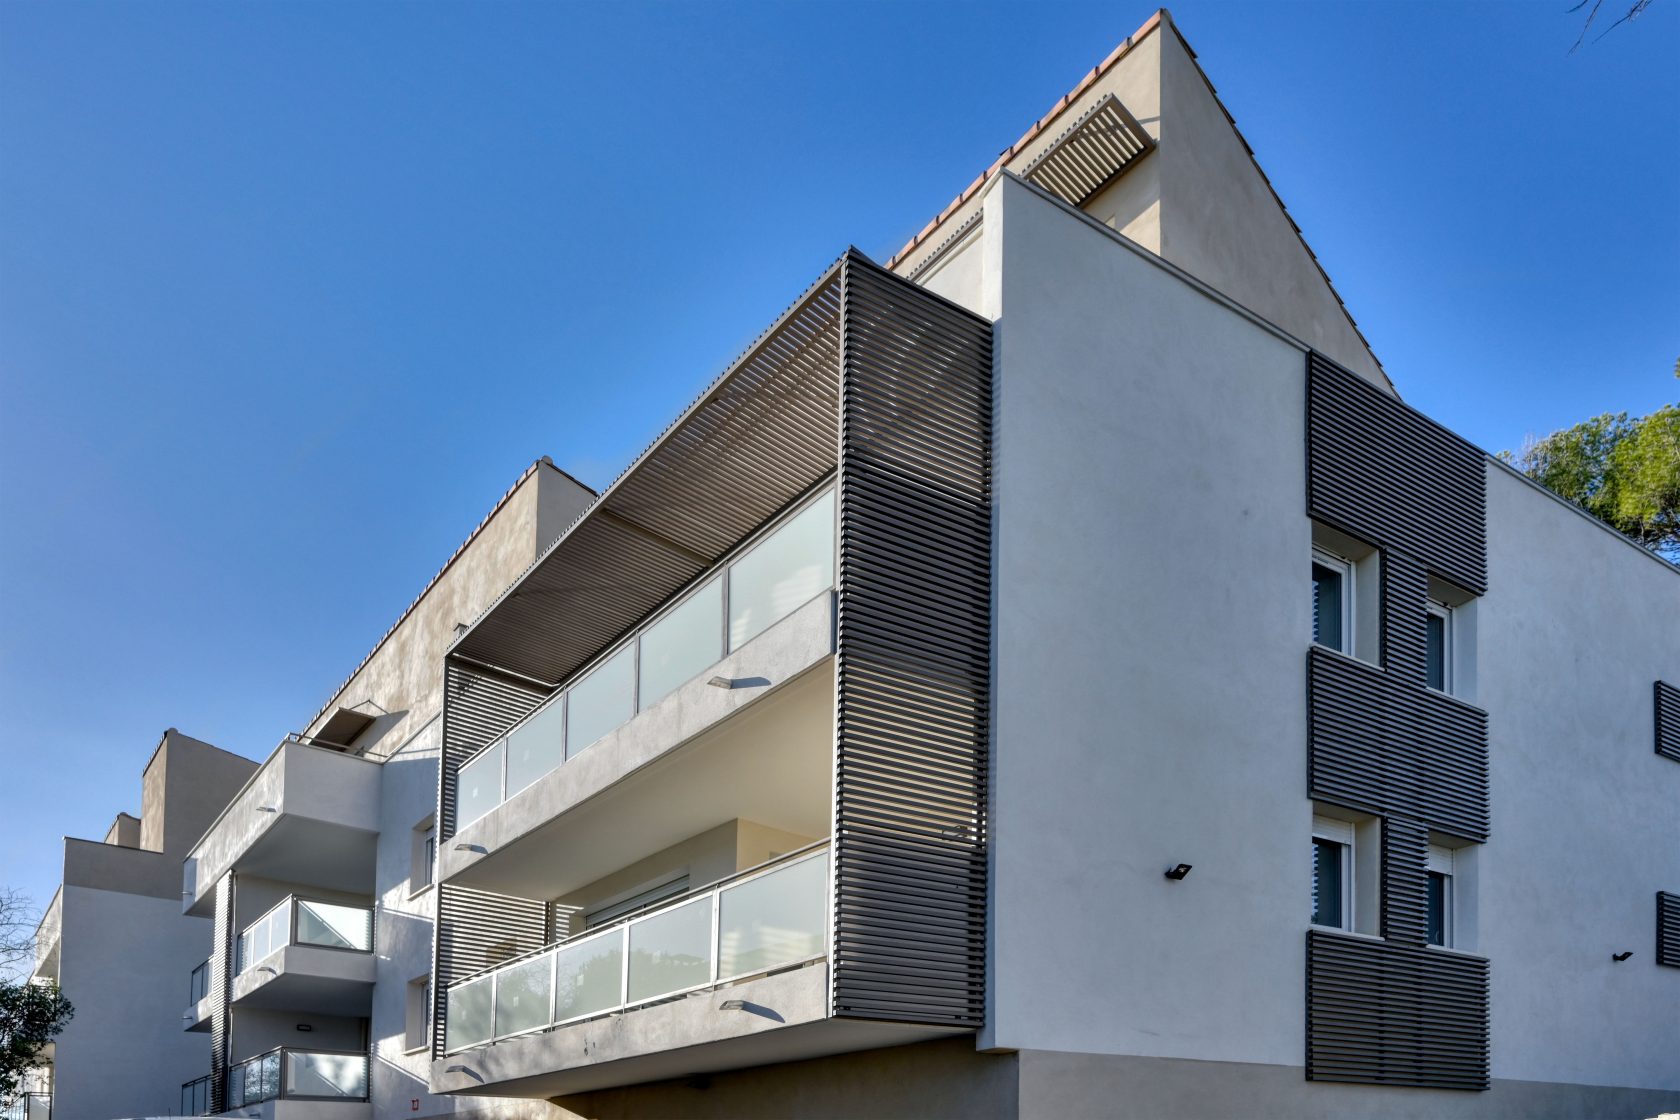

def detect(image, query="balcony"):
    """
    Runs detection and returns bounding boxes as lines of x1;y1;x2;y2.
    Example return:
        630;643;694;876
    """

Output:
230;897;375;1015
439;488;838;899
0;1096;50;1120
227;1047;369;1110
183;740;380;916
434;846;844;1095
184;959;212;1032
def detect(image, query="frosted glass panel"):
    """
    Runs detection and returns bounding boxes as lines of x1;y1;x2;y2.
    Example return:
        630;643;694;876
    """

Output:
717;852;828;980
494;954;553;1038
729;491;834;649
506;698;565;797
285;1051;366;1098
456;742;504;829
638;580;722;709
553;934;623;1022
446;975;494;1051
627;897;713;1002
296;900;372;951
566;647;634;757
239;903;288;972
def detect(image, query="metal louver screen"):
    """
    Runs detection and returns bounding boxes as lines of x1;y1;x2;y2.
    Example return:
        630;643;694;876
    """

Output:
831;252;992;1027
1307;929;1490;1090
1659;892;1680;968
1308;648;1489;841
209;873;234;1113
1021;93;1155;208
1656;681;1680;764
1381;817;1429;945
440;661;549;841
1307;353;1487;595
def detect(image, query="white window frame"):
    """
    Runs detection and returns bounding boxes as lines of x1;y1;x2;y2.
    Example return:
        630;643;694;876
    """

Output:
1312;548;1355;655
410;817;436;896
1427;843;1455;948
403;974;432;1053
1426;600;1453;694
1311;815;1355;931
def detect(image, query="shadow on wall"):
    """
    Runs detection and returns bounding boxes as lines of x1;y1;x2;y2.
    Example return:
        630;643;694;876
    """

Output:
550;1037;1017;1120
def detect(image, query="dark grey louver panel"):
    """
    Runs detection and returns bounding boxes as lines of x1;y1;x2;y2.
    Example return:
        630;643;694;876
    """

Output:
831;252;991;1027
431;884;549;1059
1657;681;1680;764
209;873;234;1113
432;660;553;1057
1307;353;1487;595
1307;930;1490;1089
1659;892;1680;968
1308;649;1489;841
1381;817;1429;945
1020;93;1155;208
440;661;550;841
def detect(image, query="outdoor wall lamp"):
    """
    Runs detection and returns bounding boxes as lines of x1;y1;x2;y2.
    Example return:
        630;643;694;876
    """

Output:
707;676;734;689
1612;951;1633;962
256;805;278;813
255;965;277;975
1164;863;1193;881
453;842;486;854
719;999;746;1010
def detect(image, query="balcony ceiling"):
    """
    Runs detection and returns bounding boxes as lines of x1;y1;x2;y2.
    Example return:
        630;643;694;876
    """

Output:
451;257;846;687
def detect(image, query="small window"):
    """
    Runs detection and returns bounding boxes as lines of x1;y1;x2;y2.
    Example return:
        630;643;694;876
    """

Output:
1311;816;1354;930
410;817;436;893
1312;549;1353;654
1427;844;1454;947
405;975;431;1052
1426;601;1452;693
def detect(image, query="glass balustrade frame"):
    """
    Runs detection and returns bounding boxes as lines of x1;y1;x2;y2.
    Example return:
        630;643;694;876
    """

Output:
225;1046;369;1105
188;958;209;1005
444;844;831;1055
453;483;837;833
235;895;375;974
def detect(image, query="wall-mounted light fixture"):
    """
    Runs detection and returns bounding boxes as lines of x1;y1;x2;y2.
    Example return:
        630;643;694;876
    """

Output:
295;1023;313;1031
453;842;486;854
1164;864;1193;881
718;999;746;1010
255;965;277;976
1612;951;1633;962
707;676;734;690
256;806;278;814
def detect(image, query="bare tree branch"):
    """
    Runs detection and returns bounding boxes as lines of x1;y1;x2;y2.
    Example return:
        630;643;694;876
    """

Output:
1571;0;1658;52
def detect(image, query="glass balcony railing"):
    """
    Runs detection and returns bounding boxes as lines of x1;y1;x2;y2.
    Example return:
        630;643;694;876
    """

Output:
180;1075;210;1117
226;1047;368;1106
455;487;835;832
444;844;830;1054
236;896;373;974
0;1095;50;1120
188;959;209;1005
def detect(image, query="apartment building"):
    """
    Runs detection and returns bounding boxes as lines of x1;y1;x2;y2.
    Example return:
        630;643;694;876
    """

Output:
21;8;1679;1120
25;730;257;1120
419;10;1680;1120
174;459;591;1118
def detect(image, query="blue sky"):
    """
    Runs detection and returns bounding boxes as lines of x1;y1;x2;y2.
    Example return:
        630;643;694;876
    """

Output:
1;1;1675;917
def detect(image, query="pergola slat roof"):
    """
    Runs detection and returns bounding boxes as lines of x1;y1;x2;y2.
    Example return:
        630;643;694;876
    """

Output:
451;256;846;686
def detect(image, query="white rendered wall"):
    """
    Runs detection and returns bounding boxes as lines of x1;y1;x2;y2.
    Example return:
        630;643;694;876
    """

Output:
983;172;1313;1063
53;886;216;1120
1476;466;1680;1089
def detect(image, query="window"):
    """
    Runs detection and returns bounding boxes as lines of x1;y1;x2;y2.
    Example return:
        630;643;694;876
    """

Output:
1427;845;1454;947
405;975;431;1052
1312;816;1354;930
410;818;435;893
1426;601;1452;692
1312;549;1353;654
583;873;690;929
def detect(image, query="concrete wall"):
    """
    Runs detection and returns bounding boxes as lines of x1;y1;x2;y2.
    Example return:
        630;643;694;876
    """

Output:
102;813;141;848
53;885;216;1120
302;464;593;764
1476;464;1680;1089
149;730;262;857
230;1007;366;1060
984;172;1313;1064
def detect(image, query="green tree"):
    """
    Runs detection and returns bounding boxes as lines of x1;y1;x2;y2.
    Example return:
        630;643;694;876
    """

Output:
0;981;72;1100
1500;387;1680;563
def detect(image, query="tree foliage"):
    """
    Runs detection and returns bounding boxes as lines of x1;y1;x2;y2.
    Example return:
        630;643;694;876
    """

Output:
1500;395;1680;562
0;981;72;1100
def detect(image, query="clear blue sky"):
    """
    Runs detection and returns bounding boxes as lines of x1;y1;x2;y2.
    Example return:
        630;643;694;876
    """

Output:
2;1;1675;918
